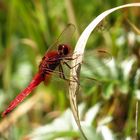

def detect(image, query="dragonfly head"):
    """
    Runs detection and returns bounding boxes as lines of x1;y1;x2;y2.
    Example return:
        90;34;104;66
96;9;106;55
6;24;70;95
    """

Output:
58;44;70;56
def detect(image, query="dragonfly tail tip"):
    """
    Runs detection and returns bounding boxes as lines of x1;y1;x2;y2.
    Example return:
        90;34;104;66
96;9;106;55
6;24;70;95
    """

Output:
1;110;8;117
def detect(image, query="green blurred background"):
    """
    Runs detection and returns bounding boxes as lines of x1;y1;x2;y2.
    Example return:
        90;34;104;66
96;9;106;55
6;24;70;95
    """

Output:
0;0;140;140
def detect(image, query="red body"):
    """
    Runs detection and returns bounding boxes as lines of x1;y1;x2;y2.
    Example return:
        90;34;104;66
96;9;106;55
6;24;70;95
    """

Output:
2;44;70;117
2;73;44;117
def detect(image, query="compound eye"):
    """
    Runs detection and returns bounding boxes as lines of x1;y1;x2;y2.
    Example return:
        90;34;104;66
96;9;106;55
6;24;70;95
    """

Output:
58;44;63;51
63;46;69;55
58;44;69;55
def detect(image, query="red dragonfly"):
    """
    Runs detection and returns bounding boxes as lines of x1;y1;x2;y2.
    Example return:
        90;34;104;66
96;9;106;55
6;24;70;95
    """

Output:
2;24;76;117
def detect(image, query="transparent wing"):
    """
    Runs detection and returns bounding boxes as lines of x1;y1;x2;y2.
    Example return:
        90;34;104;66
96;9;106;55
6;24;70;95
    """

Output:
43;49;112;84
46;23;76;53
81;49;112;78
43;49;111;89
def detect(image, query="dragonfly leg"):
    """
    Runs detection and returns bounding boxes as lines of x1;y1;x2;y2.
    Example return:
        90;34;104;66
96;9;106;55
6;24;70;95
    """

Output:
63;53;82;61
41;67;72;82
59;63;79;84
63;60;81;69
59;63;66;79
60;62;81;87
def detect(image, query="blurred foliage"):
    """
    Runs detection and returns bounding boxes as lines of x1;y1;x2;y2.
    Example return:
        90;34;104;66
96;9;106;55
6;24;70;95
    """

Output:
0;0;140;140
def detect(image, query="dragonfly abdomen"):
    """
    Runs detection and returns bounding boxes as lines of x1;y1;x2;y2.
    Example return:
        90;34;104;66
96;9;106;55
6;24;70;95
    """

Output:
2;73;44;117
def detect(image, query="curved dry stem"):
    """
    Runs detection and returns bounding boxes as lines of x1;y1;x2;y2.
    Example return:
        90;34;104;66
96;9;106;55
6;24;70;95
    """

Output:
69;3;140;140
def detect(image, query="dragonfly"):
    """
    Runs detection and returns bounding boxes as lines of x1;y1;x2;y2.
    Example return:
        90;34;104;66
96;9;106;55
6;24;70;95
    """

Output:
2;24;77;117
1;24;110;118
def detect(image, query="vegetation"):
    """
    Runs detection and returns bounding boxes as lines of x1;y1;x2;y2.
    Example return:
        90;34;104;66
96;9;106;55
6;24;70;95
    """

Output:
0;0;140;140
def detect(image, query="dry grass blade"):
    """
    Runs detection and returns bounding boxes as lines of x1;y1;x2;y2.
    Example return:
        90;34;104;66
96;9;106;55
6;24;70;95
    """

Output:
127;19;140;35
65;0;80;38
135;101;140;139
69;3;140;140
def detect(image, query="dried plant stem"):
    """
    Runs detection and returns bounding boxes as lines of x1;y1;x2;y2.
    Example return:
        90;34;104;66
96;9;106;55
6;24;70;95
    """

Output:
65;0;80;38
69;3;140;140
135;101;140;139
